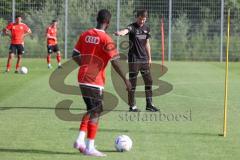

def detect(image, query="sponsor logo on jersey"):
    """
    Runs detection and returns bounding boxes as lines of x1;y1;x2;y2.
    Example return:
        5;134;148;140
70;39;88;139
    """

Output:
85;36;100;44
136;35;147;39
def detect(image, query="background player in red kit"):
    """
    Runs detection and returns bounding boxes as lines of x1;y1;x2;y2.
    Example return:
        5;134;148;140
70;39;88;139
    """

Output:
46;20;62;69
72;9;131;157
5;15;31;73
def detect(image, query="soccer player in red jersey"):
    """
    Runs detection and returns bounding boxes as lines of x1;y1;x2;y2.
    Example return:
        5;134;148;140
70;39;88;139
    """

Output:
45;20;62;69
72;9;131;157
5;15;31;73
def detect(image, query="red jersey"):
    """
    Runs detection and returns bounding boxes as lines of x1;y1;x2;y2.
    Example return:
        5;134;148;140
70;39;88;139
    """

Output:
6;22;31;45
74;28;119;88
46;25;57;45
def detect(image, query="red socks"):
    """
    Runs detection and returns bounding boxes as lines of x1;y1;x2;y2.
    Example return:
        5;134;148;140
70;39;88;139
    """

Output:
47;54;61;65
87;122;98;140
6;63;11;71
6;55;11;71
6;55;21;71
80;114;90;132
56;54;61;64
15;63;20;71
79;114;98;140
47;55;51;64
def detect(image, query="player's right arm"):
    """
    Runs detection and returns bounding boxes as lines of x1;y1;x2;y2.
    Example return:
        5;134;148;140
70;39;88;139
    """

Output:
46;27;56;40
72;34;82;66
114;29;129;36
104;35;131;91
111;59;131;92
46;34;56;40
114;24;133;36
4;23;12;37
4;29;10;35
1;28;7;36
72;49;81;66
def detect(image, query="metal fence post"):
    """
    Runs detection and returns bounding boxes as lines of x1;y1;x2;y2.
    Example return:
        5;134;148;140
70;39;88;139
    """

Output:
220;0;224;62
12;0;15;22
168;0;172;62
64;0;68;59
116;0;120;52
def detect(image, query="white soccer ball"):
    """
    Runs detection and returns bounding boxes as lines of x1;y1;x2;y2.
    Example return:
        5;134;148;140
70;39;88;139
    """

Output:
115;135;132;152
19;66;28;74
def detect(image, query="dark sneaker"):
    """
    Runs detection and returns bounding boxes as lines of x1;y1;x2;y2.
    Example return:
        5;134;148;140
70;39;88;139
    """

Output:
146;104;159;112
129;106;141;112
58;65;63;69
14;70;19;74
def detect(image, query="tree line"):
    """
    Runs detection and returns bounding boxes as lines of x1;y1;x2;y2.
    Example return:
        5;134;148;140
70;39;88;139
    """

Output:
0;0;240;60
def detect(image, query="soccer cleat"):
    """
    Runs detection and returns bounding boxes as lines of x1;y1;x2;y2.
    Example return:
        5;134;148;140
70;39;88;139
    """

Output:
73;141;86;153
5;69;10;73
129;106;141;112
57;65;63;69
84;148;106;157
146;104;159;112
48;64;52;69
14;70;19;74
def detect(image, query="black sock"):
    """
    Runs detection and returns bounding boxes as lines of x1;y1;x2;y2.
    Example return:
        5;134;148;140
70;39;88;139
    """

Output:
146;97;152;106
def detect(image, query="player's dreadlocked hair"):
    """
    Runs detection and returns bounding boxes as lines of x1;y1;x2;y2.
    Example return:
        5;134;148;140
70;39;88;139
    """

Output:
97;9;111;24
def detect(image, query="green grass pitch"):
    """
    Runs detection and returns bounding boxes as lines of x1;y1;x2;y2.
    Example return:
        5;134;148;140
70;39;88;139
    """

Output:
0;58;240;160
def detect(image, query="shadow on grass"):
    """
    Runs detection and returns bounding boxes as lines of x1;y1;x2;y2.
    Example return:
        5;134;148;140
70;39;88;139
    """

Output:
0;106;85;111
162;131;219;137
0;148;120;155
130;130;219;137
0;148;79;155
93;128;219;137
190;132;219;137
100;149;118;153
69;128;129;133
0;106;126;112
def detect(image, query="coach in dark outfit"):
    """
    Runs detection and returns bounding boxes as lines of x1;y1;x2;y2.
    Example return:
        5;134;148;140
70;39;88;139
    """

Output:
115;9;159;112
